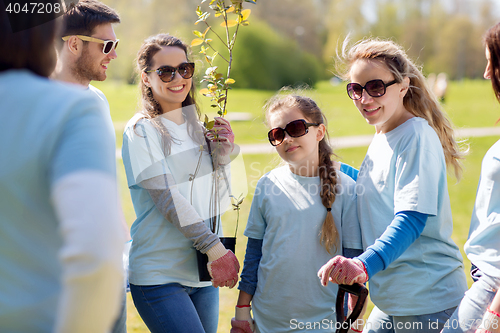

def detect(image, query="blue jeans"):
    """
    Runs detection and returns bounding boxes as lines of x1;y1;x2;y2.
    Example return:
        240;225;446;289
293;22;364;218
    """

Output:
363;305;456;333
441;274;500;333
130;283;219;333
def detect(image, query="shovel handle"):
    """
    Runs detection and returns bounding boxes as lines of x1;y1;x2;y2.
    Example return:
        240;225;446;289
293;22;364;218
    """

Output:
335;283;368;333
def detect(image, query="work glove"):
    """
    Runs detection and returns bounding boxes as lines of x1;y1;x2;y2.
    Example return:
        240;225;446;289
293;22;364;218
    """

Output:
231;305;255;333
476;307;500;333
318;256;368;286
206;242;240;288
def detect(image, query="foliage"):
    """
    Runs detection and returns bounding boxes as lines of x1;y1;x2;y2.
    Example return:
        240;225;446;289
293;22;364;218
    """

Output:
323;0;498;80
191;0;257;117
227;20;324;90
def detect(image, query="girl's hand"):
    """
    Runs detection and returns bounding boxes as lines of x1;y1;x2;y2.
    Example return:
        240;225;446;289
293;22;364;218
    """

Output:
231;305;255;333
317;256;368;286
206;242;240;288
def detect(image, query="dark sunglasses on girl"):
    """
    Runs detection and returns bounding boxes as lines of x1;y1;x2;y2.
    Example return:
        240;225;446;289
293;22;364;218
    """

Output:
268;119;320;146
347;79;397;100
146;62;195;83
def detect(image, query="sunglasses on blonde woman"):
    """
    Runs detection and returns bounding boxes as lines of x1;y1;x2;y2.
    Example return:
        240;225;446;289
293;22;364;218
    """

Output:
347;79;397;100
145;63;195;83
268;119;320;146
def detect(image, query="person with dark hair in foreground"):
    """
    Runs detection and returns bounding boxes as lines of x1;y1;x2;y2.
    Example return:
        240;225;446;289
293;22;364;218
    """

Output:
0;1;125;332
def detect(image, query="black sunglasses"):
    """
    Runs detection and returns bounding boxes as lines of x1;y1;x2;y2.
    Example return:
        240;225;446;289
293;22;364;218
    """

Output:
268;119;320;146
146;62;195;83
347;79;398;100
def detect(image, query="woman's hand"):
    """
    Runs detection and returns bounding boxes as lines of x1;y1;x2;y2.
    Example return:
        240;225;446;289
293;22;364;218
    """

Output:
206;117;235;161
206;242;240;288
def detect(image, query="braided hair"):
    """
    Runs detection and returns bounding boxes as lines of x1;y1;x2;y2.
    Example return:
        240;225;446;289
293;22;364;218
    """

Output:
265;91;340;254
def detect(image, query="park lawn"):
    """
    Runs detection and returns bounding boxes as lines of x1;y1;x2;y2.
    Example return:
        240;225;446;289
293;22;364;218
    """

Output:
93;79;500;150
104;79;500;332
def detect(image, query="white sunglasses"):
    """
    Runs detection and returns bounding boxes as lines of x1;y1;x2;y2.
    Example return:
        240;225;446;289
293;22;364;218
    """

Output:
62;35;119;54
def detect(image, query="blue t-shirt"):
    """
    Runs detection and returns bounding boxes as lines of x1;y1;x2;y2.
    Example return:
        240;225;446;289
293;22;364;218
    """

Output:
245;165;361;333
465;139;500;279
356;117;467;316
0;70;116;331
122;113;228;287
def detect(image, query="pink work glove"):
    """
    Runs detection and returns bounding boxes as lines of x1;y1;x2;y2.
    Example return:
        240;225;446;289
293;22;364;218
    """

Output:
207;243;240;288
231;306;255;333
317;256;368;286
475;308;500;333
231;318;254;333
206;117;234;159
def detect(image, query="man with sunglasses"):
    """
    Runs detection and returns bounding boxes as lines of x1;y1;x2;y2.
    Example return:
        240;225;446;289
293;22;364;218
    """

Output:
52;1;130;333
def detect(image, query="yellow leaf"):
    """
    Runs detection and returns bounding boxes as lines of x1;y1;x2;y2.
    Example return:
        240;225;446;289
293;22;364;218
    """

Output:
226;6;235;13
191;39;204;46
202;27;210;37
225;78;235;84
220;20;238;27
241;9;251;20
199;88;210;95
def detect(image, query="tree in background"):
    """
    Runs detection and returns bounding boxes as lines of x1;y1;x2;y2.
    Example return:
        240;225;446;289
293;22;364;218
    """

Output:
97;0;500;84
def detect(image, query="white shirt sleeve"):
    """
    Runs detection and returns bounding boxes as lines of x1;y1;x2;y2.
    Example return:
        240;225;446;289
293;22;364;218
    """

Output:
51;170;125;333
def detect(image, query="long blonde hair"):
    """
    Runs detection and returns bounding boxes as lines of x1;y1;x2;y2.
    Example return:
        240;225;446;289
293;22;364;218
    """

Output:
338;38;466;180
265;92;339;254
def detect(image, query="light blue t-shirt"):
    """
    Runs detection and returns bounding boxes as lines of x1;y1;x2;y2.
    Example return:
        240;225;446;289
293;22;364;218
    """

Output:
465;139;500;279
122;113;227;287
86;85;116;174
245;165;362;333
0;70;116;331
356;117;467;316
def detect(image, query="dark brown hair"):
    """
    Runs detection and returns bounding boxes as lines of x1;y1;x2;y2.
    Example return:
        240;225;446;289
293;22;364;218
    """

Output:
61;0;120;37
135;33;203;154
0;1;60;77
265;91;340;254
484;22;500;103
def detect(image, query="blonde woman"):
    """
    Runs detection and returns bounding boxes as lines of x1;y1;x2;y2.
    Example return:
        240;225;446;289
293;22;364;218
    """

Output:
318;38;468;333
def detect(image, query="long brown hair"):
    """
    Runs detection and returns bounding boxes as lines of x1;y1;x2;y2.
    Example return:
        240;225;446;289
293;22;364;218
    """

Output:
484;22;500;103
338;38;466;180
265;91;339;254
135;33;203;154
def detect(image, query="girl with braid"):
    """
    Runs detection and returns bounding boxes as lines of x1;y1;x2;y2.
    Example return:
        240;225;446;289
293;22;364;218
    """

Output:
231;91;363;333
318;38;468;333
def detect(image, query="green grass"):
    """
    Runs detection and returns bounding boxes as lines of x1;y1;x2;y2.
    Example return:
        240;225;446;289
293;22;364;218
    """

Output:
94;78;500;150
103;79;500;332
